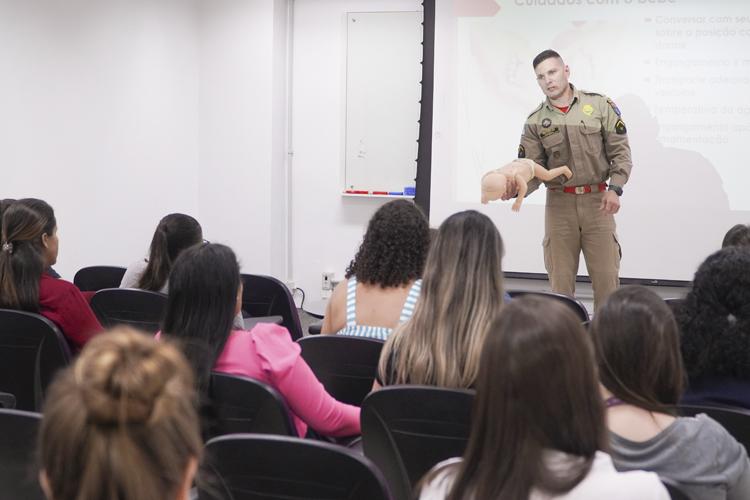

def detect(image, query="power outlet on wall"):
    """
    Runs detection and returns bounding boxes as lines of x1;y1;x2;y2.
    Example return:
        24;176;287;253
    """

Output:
322;272;335;291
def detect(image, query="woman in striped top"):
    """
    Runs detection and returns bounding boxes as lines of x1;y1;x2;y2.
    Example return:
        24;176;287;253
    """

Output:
321;200;430;341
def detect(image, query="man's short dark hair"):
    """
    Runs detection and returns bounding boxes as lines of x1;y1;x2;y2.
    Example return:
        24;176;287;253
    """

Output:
532;49;562;69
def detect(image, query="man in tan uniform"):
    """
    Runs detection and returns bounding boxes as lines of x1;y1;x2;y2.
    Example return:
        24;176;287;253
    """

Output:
506;49;632;310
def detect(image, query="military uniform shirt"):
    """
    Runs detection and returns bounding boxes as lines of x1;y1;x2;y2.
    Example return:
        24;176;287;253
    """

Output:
519;84;632;195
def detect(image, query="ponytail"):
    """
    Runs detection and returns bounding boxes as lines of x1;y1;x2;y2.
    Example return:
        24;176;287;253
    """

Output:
0;201;52;312
138;225;171;291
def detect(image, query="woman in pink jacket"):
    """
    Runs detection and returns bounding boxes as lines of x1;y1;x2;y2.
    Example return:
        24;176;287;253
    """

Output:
161;242;359;438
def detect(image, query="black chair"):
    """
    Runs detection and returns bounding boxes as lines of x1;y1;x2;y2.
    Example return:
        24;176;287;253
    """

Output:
0;309;72;411
507;289;589;322
0;392;16;409
198;434;392;500
0;409;46;500
297;335;384;406
308;320;323;335
73;265;127;292
241;274;303;340
677;404;750;452
664;297;685;316
661;478;692;500
207;373;296;438
361;385;474;500
90;288;167;334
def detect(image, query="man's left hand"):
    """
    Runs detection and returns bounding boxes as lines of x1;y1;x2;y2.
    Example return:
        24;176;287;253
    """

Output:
600;190;621;215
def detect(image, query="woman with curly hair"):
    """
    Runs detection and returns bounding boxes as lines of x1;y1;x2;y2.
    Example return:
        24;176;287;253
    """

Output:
377;210;505;388
321;200;430;340
676;246;750;409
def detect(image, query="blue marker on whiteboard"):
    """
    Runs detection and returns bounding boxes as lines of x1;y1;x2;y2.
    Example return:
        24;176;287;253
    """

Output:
388;191;404;196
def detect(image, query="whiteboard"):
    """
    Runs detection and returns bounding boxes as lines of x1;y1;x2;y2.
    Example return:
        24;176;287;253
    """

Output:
344;11;423;194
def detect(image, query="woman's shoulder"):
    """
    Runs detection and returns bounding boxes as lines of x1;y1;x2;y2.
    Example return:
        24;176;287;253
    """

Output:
40;273;81;296
418;458;462;500
570;452;667;499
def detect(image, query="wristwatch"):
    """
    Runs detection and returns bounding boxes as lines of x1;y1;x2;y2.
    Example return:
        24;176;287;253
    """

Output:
608;184;623;196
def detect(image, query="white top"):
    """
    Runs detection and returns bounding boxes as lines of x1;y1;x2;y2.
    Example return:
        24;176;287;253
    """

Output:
120;258;168;293
419;451;669;500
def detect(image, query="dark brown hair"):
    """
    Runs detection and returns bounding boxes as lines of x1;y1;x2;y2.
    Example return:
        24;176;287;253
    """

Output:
0;199;56;311
138;213;202;292
439;296;605;499
591;286;684;413
532;49;562;69
39;327;202;500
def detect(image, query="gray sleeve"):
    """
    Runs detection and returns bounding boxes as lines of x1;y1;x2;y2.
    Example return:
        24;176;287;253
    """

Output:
704;416;750;500
119;259;147;288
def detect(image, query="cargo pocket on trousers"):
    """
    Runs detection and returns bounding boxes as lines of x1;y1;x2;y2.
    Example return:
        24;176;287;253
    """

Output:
543;236;553;273
612;233;622;270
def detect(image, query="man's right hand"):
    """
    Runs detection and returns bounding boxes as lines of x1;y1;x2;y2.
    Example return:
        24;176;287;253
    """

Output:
500;176;519;200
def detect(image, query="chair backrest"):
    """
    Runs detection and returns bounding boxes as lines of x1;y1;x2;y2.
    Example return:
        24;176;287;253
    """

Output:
0;309;72;411
0;409;46;500
198;433;392;500
90;288;167;334
297;335;384;406
0;392;16;409
664;297;685;316
207;373;296;438
361;385;474;500
73;265;127;292
661;478;692;500
241;274;303;340
507;290;589;322
677;404;750;452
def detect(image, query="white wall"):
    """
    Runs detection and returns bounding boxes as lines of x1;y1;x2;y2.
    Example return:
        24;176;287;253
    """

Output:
196;0;287;277
0;0;428;298
291;0;423;304
0;0;201;279
0;0;286;280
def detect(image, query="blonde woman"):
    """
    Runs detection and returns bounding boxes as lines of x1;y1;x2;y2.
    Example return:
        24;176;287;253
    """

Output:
377;210;505;388
38;328;202;500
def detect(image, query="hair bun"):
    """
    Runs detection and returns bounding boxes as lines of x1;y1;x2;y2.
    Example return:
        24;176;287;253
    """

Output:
73;328;194;426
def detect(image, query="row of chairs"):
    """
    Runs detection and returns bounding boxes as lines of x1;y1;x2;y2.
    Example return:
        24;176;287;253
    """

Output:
75;266;304;339
0;379;717;500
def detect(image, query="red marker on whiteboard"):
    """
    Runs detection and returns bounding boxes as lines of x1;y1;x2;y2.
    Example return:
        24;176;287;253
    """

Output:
372;191;388;195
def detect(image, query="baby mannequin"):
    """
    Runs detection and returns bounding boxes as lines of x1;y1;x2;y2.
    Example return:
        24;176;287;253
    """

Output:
481;159;573;211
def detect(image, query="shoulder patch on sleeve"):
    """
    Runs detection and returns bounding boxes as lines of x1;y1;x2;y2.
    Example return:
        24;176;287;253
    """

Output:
526;103;544;119
607;98;622;117
615;119;627;135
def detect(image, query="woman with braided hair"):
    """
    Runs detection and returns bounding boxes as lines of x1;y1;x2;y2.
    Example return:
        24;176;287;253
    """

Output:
38;327;203;500
675;246;750;409
0;198;101;349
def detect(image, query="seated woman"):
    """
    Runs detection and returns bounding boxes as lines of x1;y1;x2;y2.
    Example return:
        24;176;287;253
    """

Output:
321;199;430;340
38;327;202;500
674;247;750;408
377;210;504;389
120;213;203;293
418;296;668;500
0;199;102;350
593;286;750;500
161;243;360;438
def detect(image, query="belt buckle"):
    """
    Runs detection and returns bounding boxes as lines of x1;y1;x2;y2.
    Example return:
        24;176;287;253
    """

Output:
574;186;586;195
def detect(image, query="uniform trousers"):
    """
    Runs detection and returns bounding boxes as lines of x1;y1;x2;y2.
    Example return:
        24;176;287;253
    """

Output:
543;189;621;311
